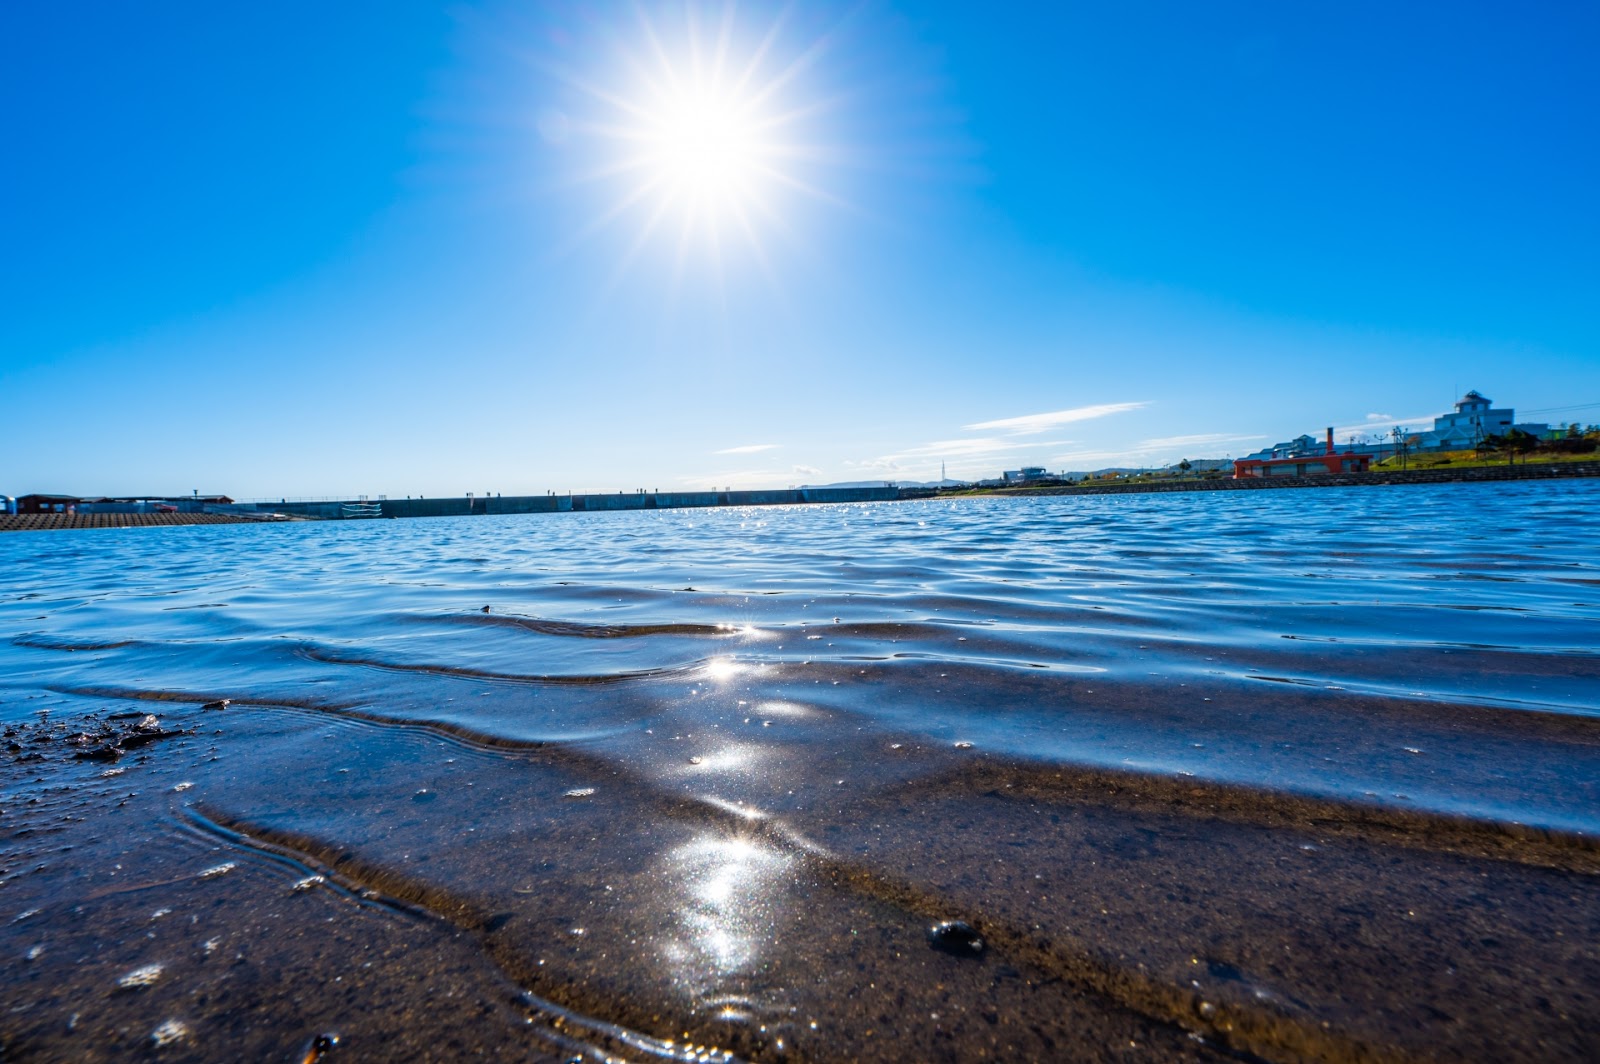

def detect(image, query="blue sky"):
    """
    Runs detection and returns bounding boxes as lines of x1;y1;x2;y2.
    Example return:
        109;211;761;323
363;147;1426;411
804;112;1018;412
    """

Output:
4;1;1597;496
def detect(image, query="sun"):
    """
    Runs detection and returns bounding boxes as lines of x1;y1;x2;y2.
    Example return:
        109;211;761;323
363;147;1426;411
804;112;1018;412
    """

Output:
648;87;769;202
552;4;838;269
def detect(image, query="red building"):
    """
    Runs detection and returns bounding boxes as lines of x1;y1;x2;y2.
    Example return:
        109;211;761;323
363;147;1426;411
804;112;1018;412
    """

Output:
1233;428;1373;479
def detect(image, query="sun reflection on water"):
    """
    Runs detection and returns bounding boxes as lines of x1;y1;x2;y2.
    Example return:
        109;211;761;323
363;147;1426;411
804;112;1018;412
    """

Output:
702;655;741;682
660;833;793;1006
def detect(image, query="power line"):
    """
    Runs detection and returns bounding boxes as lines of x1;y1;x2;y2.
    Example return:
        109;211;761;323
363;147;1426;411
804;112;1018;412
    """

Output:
1522;401;1600;416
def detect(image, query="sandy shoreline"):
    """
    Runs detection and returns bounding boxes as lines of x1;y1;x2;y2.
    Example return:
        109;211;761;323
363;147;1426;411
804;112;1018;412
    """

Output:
5;693;1597;1062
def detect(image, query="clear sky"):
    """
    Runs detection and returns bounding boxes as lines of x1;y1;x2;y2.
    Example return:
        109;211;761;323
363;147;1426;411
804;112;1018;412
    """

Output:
4;1;1597;497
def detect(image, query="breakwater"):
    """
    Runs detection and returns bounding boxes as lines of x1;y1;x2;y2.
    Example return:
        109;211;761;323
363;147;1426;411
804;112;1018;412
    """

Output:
255;484;899;520
0;512;280;533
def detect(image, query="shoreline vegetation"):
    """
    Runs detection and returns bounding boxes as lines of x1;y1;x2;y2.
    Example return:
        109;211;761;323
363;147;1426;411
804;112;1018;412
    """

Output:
5;458;1600;533
970;456;1600;498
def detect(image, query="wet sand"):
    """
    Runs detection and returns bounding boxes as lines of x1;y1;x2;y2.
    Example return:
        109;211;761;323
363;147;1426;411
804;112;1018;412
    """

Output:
4;689;1596;1062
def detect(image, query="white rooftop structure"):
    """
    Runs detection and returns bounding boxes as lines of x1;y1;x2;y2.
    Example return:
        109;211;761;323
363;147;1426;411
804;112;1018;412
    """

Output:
1410;391;1548;451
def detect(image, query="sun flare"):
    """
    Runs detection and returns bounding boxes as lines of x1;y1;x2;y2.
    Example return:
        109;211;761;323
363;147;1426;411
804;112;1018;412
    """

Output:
556;4;838;271
648;88;769;201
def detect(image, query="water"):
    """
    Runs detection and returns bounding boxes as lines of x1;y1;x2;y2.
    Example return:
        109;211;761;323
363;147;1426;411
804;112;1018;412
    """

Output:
2;482;1597;1061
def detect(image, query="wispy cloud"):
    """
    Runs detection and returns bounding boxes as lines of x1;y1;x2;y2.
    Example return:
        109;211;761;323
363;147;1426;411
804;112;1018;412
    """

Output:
846;437;1074;483
1048;430;1264;469
1138;432;1265;450
792;464;821;476
1333;413;1437;436
890;436;1073;459
964;401;1147;435
713;443;780;455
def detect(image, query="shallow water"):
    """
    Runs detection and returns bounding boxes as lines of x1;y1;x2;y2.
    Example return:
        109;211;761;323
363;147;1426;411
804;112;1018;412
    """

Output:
2;483;1598;1061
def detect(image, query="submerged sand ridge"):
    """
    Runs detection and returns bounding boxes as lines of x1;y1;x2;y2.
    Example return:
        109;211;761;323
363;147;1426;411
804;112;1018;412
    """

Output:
3;485;1599;1060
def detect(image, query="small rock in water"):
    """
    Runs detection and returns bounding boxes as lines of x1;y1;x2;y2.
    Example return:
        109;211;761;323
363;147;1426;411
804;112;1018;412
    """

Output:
563;788;595;799
928;920;985;957
135;714;162;733
201;699;231;711
688;756;704;765
198;862;236;879
118;963;165;989
173;781;194;792
953;741;974;750
481;605;491;613
151;1018;189;1047
292;875;325;892
301;1033;340;1063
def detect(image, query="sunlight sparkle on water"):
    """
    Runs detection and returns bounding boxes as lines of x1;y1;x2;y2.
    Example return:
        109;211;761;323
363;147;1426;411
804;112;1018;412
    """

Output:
703;655;742;682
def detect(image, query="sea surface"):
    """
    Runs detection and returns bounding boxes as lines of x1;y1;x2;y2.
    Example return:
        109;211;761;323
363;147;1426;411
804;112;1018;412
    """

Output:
2;482;1598;1062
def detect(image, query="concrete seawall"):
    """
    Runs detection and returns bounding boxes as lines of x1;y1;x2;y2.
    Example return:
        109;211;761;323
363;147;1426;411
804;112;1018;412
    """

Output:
256;485;901;521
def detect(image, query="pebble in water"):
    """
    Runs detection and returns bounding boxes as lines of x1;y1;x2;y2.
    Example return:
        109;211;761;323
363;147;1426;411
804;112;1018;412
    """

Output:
953;741;974;750
292;875;325;892
688;756;704;765
300;1032;340;1063
151;1018;189;1047
172;782;193;792
928;920;985;957
135;715;162;733
118;963;165;989
201;699;231;711
198;862;236;879
564;788;596;799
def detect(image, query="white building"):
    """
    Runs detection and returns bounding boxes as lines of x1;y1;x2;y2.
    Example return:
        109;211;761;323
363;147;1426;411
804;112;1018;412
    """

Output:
1239;391;1553;464
1410;391;1548;452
